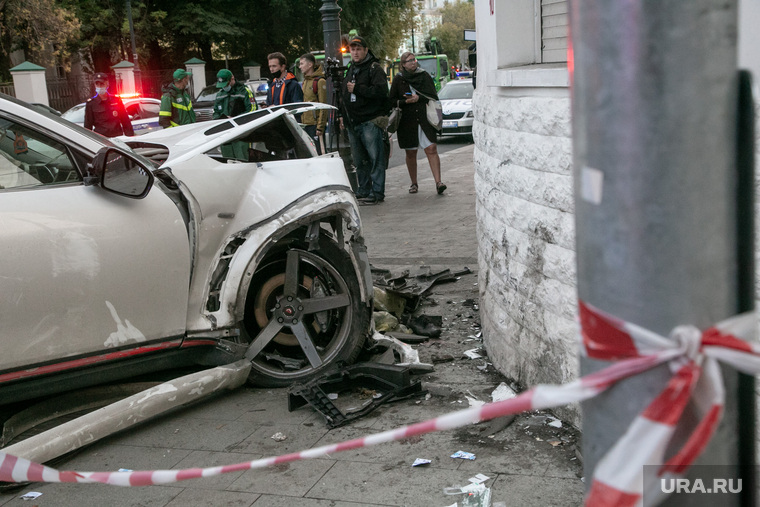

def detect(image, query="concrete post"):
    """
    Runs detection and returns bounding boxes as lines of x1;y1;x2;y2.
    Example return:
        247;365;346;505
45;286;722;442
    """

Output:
570;0;754;503
111;61;136;96
9;62;49;106
243;62;261;81
185;57;207;98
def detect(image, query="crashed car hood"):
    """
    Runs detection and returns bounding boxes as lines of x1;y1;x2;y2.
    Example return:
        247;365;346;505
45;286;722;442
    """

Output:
120;102;335;166
441;99;472;115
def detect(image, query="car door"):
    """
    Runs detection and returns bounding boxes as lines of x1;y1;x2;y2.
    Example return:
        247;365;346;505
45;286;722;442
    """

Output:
0;114;191;372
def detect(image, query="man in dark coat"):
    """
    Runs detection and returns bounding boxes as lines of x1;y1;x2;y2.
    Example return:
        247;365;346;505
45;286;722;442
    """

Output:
340;35;389;205
83;73;134;137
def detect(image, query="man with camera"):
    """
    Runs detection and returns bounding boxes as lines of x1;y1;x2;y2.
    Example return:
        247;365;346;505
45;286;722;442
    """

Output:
340;35;389;205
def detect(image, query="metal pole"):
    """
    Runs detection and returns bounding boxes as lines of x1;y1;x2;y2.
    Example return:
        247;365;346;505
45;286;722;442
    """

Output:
570;0;754;504
125;0;141;95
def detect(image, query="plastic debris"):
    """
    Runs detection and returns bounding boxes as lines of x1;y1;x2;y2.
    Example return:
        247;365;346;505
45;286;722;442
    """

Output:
468;473;490;484
327;393;339;400
271;432;287;442
118;468;133;472
548;418;562;428
451;450;476;460
491;382;517;402
443;483;491;507
465;395;484;408
19;492;42;500
463;349;482;359
412;458;432;467
373;311;399;332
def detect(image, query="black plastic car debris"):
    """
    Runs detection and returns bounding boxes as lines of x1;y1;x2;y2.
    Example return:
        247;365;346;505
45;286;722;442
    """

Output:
287;362;425;428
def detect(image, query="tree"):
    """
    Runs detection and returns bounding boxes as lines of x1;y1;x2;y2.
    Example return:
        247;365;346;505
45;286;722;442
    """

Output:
428;0;474;65
0;0;80;80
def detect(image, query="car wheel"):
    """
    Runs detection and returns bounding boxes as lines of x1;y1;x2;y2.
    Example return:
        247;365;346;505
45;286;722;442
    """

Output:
242;236;370;386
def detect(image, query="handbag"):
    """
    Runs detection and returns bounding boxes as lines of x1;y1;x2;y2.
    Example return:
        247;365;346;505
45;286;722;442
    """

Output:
415;90;443;131
387;106;402;134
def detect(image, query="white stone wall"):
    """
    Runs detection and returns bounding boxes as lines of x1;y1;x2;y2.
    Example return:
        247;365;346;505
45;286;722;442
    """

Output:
473;90;579;423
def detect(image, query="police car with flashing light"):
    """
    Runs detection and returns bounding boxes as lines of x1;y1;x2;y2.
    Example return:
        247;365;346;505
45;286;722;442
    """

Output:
61;96;162;135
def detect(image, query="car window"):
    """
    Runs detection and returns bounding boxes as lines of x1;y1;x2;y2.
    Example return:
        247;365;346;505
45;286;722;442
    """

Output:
204;114;315;163
0;117;82;190
61;104;86;124
141;101;161;118
125;102;140;118
439;82;474;100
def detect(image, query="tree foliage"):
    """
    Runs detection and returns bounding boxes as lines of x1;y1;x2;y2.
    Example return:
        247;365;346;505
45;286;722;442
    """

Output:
1;0;422;81
429;0;474;66
0;0;80;80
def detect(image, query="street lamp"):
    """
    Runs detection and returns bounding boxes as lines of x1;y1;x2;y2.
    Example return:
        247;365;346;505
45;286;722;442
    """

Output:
125;0;142;95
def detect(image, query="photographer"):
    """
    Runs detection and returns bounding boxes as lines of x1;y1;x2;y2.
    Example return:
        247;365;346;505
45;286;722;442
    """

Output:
340;35;389;205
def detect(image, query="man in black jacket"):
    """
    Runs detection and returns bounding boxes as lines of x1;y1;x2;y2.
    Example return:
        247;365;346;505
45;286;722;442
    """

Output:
340;35;389;205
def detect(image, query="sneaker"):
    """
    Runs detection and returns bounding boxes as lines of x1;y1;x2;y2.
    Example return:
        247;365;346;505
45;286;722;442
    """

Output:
358;196;378;205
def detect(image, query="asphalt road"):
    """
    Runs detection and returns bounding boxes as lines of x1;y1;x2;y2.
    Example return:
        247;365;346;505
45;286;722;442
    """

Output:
387;133;472;169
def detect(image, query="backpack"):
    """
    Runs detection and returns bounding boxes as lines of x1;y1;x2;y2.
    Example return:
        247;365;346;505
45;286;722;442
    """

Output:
312;78;324;96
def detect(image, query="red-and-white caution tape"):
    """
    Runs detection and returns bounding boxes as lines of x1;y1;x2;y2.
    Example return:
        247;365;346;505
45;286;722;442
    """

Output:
1;300;757;507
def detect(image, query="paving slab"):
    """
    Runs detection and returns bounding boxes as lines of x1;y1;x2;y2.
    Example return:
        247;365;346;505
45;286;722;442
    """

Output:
489;473;585;507
305;460;476;505
229;459;336;497
164;487;259;507
171;450;263;490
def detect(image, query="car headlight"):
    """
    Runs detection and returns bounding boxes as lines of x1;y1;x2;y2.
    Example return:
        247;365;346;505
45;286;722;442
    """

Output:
465;110;474;118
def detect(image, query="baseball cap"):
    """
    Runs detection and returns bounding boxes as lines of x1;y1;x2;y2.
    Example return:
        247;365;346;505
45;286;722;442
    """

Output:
348;35;367;48
93;72;109;84
216;69;233;88
173;68;192;81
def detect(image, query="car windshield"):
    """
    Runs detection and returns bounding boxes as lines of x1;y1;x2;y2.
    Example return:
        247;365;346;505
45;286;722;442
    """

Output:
195;86;219;105
61;104;86;124
417;58;438;78
438;82;473;100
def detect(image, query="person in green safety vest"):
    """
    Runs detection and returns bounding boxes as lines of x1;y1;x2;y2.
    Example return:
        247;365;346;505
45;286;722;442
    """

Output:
213;69;256;119
159;69;196;128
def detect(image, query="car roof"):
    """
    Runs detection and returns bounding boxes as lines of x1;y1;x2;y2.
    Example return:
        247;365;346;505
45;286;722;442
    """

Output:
0;93;111;154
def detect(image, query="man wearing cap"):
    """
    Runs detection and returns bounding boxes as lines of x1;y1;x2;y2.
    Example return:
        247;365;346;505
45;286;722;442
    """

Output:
213;69;256;119
265;52;303;107
340;35;389;205
159;69;196;128
83;73;134;137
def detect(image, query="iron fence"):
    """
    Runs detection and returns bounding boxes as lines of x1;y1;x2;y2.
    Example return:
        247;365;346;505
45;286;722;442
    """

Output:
0;82;15;97
47;76;92;113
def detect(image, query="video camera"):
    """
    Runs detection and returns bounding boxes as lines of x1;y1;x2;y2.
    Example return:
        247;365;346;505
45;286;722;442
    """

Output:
324;57;349;82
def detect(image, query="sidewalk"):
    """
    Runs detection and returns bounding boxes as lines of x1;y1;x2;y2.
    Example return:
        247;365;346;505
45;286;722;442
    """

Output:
0;145;584;507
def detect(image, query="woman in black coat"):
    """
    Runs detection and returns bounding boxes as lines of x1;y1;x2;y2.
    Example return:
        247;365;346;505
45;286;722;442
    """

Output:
389;51;446;194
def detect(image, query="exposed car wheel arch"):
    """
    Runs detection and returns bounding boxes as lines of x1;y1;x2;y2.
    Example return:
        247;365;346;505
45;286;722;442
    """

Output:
240;234;371;386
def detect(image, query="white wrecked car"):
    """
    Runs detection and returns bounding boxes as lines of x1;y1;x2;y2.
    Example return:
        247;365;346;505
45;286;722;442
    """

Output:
0;96;372;405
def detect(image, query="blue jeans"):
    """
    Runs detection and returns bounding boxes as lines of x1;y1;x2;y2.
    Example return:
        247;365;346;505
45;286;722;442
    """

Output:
347;120;386;200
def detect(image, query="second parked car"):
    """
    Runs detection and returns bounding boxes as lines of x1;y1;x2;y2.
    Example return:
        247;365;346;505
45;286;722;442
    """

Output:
438;79;474;138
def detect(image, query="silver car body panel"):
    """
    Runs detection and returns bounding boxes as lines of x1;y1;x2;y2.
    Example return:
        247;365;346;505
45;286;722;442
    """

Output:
0;182;191;372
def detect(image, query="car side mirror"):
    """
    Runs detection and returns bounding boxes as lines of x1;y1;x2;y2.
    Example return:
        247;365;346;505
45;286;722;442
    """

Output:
91;147;153;199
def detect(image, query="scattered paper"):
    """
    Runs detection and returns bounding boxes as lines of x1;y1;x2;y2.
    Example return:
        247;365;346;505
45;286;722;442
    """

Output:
549;440;562;446
412;458;432;467
271;432;287;442
468;473;490;484
465;395;485;408
548;418;562;428
118;468;133;472
463;348;482;359
20;492;42;500
451;450;476;460
491;382;517;402
327;393;338;400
